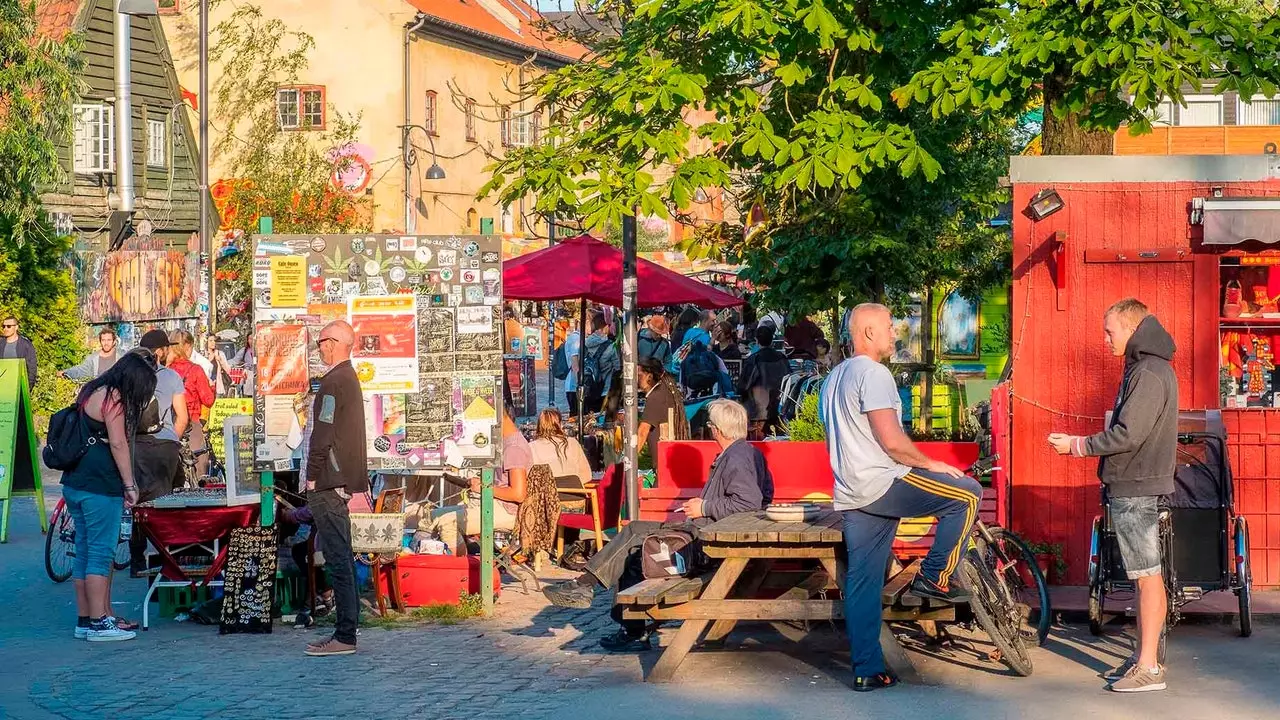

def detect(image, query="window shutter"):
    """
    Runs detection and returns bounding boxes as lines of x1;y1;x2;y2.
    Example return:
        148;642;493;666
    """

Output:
480;217;494;234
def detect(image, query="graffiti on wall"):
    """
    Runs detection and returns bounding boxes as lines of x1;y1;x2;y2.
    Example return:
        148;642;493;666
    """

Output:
76;250;200;323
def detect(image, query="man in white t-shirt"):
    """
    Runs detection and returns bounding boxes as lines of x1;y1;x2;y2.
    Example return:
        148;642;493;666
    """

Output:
563;328;582;415
819;303;981;693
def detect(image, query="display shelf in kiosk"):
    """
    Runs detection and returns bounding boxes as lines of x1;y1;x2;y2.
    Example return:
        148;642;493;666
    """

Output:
1219;255;1280;408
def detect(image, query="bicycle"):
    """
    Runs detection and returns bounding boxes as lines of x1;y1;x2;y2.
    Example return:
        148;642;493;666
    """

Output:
44;497;131;583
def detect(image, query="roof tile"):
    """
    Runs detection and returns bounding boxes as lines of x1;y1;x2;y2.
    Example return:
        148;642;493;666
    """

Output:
34;0;83;41
409;0;588;62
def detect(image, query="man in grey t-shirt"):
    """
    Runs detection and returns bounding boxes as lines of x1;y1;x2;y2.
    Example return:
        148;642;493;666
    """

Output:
128;330;188;576
819;303;982;692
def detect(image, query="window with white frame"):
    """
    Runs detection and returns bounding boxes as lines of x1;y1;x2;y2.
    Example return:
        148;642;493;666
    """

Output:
276;86;325;130
1238;94;1280;126
501;205;514;234
1178;95;1223;126
147;118;167;167
508;112;532;147
1150;99;1174;125
73;104;114;173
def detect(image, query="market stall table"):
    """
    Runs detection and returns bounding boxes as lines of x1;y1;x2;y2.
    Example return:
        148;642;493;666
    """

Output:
618;509;952;682
133;503;259;630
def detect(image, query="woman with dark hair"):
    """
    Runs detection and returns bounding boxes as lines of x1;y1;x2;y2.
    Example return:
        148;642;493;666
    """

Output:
670;306;702;350
637;358;689;462
713;321;743;360
64;351;157;642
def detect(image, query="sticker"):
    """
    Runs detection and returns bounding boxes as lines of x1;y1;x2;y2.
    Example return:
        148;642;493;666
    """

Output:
363;259;380;276
431;294;445;305
446;237;462;249
309;276;324;293
400;236;418;251
414;247;433;264
481;251;499;264
468;259;479;269
347;260;362;279
385;237;400;252
310;236;327;253
342;281;361;298
373;435;392;453
365;246;375;257
461;269;478;284
381;457;407;469
325;278;343;296
457;305;492;333
464;240;480;257
473;432;489;448
482;268;500;281
389;266;407;283
439;267;454;281
465;286;484;304
258;288;272;306
308;263;322;278
438;249;457;266
448;293;462;307
350;237;365;254
274;458;293;471
407;274;422;285
366;276;388;295
389;255;404;267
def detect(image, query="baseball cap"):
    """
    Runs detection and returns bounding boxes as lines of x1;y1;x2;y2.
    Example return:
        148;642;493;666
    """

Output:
138;329;174;350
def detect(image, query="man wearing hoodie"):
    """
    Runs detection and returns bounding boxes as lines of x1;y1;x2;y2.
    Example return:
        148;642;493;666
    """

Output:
738;323;791;438
1050;298;1178;693
581;312;619;413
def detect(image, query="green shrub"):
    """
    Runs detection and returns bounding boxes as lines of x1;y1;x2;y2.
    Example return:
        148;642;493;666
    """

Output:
786;392;825;442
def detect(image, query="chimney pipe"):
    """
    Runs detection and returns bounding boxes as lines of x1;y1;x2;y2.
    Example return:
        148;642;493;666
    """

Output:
114;7;135;213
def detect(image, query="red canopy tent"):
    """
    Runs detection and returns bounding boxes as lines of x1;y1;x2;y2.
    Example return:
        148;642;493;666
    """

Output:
503;234;742;308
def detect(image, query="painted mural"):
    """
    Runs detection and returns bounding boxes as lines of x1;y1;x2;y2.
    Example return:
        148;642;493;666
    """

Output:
76;250;201;323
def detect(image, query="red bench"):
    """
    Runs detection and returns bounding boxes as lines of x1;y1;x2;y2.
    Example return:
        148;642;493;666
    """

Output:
644;440;992;556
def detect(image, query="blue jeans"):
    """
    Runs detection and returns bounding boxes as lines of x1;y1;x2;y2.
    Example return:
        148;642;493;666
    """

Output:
1111;496;1161;579
841;469;982;677
63;487;124;580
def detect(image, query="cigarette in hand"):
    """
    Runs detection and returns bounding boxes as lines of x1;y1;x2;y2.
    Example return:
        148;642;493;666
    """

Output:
673;507;686;513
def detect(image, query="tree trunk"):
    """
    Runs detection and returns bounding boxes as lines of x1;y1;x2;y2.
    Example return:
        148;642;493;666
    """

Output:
1041;76;1114;155
829;304;844;364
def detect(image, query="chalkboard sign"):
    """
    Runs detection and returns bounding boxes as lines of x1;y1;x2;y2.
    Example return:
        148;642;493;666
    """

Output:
219;526;278;634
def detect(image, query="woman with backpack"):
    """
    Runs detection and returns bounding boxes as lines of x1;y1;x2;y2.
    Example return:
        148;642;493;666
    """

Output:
59;352;158;642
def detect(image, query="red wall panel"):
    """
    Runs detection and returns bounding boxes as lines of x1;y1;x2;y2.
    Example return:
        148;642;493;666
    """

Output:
1011;180;1280;586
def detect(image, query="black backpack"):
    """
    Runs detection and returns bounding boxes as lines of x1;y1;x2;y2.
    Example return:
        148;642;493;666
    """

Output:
681;342;720;392
552;342;571;380
43;405;103;471
138;396;164;435
580;341;613;405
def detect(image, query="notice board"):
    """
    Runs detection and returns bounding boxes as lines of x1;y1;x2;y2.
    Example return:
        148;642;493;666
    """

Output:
251;235;504;474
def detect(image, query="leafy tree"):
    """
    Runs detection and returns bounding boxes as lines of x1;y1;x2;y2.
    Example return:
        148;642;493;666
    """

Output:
209;1;370;233
0;1;85;417
900;0;1280;154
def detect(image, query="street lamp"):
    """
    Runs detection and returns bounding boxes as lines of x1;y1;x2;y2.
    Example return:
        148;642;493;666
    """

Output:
401;124;447;180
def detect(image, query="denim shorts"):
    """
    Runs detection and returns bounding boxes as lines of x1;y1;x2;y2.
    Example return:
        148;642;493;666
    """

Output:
63;487;124;580
1111;495;1161;579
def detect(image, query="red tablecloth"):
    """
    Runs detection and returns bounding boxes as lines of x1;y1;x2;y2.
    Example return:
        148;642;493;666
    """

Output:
133;505;258;583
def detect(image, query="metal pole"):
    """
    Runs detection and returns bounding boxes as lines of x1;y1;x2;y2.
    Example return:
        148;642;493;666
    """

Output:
113;8;135;214
199;0;213;331
621;213;639;522
577;298;587;435
480;467;494;614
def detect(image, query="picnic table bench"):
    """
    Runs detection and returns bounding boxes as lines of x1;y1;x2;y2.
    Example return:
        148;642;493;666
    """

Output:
617;509;954;682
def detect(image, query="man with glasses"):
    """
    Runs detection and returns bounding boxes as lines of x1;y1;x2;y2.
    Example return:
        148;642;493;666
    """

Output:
1;315;38;389
303;320;368;657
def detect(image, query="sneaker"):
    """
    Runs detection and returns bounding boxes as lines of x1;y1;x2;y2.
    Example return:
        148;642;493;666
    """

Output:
87;616;136;643
1104;656;1137;682
598;629;652;652
909;574;971;603
1109;664;1167;693
853;672;899;693
74;625;89;640
542;580;595;609
304;637;356;657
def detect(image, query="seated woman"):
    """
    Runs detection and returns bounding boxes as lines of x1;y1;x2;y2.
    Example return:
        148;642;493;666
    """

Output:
542;400;774;651
529;408;594;503
427;409;531;555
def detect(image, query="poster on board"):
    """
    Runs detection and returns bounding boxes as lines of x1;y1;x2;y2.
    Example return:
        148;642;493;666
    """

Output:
251;234;503;473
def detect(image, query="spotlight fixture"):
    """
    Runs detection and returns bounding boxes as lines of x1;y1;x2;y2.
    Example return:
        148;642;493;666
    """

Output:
1027;187;1064;221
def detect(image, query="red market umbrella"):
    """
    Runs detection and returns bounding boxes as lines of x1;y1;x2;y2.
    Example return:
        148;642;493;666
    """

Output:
503;234;743;308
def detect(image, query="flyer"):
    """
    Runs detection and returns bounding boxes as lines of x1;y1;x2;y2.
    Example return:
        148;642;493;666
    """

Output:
255;324;308;395
456;305;492;334
270;256;306;307
349;294;420;393
454;375;497;458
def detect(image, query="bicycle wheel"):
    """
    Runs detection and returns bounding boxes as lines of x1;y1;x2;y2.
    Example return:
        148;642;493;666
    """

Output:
113;534;131;571
44;501;75;583
986;528;1052;646
959;551;1034;677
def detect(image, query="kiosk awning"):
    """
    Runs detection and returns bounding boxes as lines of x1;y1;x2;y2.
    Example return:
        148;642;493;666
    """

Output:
1202;197;1280;245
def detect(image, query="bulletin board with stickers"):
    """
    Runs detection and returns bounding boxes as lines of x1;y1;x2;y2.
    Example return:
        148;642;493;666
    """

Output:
250;234;505;473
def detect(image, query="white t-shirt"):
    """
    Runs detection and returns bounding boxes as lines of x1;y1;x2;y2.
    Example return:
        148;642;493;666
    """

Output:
529;436;592;485
563;331;581;393
819;355;909;510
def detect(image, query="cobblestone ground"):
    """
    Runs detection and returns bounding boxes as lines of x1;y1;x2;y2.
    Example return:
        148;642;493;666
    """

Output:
4;488;1280;720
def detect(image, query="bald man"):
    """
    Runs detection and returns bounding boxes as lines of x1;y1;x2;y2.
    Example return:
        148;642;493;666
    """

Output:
819;303;982;692
304;320;368;657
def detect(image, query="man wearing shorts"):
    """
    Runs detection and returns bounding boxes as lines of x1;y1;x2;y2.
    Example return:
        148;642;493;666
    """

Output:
1050;298;1177;692
820;304;982;692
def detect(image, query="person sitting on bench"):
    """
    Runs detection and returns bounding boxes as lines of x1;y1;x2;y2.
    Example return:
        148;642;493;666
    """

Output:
821;303;981;693
542;399;774;651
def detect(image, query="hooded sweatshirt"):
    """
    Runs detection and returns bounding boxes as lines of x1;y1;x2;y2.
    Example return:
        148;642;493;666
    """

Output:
1080;315;1178;497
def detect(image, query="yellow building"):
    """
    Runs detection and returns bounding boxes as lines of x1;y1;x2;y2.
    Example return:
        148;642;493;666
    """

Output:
159;0;583;235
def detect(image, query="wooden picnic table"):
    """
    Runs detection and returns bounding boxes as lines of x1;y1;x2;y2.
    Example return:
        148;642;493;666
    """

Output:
617;509;955;682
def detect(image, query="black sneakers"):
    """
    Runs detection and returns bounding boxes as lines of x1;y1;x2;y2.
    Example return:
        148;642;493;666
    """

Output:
542;580;595;609
909;574;971;603
598;629;652;652
853;672;899;692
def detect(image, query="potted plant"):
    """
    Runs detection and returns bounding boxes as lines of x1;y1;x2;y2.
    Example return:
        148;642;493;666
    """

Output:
1026;542;1067;584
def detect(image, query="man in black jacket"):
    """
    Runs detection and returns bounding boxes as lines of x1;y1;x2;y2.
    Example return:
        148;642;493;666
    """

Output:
304;320;369;657
1050;298;1177;693
542;399;773;650
738;324;791;439
1;315;38;389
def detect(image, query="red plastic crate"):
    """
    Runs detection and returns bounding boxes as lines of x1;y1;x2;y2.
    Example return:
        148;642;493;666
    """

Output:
379;554;501;607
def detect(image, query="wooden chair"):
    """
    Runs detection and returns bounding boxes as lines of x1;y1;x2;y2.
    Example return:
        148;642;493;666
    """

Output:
369;487;406;615
556;464;623;559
